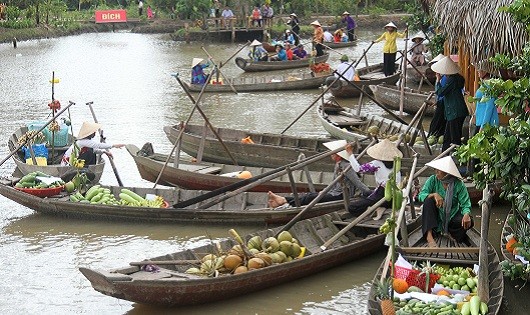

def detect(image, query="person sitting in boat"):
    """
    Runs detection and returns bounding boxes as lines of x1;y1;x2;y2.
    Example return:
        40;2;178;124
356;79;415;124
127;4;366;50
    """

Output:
191;58;210;85
248;39;268;62
284;42;298;60
267;140;372;209
346;139;403;216
61;122;125;166
293;44;308;59
334;54;356;81
283;29;295;45
269;43;287;61
417;156;472;247
323;29;334;43
333;29;344;43
410;33;428;66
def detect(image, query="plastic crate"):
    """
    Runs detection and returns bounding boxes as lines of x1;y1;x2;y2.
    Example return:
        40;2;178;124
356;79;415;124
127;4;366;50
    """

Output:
27;121;70;147
394;265;440;293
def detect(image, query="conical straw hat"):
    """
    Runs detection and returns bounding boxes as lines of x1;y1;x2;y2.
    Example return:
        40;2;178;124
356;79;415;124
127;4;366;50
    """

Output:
191;58;204;68
310;20;321;27
342;11;350;15
249;39;262;47
429;53;445;64
323;139;349;160
425;156;463;179
430;56;460;75
77;121;102;139
384;22;397;29
290;13;297;17
411;32;425;41
366;139;403;161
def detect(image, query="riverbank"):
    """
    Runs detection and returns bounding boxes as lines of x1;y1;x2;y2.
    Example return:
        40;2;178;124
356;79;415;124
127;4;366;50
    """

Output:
0;13;410;44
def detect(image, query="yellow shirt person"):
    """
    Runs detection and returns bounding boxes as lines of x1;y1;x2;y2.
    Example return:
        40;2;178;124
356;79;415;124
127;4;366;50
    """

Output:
373;22;406;76
374;29;405;53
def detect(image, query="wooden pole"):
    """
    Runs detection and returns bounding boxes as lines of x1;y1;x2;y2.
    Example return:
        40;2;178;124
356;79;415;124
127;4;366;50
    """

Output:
399;29;409;117
202;46;239;94
478;184;493;301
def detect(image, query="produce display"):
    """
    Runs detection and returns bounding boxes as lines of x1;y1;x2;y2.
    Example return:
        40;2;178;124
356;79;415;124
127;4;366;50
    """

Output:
15;171;65;189
69;185;166;207
185;230;305;277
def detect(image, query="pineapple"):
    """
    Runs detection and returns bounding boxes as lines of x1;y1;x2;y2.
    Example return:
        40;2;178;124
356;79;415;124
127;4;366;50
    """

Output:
374;278;395;315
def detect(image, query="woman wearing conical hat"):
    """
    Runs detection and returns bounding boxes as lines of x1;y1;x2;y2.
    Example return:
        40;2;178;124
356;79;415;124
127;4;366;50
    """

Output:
410;33;428;66
191;58;210;85
61;122;125;166
310;20;324;57
286;13;300;46
345;139;403;216
417;156;472;247
373;21;407;76
247;40;268;62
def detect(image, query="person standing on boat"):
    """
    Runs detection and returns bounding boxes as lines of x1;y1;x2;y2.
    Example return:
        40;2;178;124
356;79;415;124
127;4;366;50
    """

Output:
418;156;472;247
267;140;372;209
341;11;356;42
473;61;499;133
247;40;269;61
311;20;325;57
334;54;355;81
427;54;447;139
191;58;210;85
61;122;125;166
431;56;469;152
373;22;406;76
287;13;300;46
345;139;403;216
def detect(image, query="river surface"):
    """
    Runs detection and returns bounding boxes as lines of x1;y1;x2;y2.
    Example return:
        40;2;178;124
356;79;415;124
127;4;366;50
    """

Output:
0;29;527;314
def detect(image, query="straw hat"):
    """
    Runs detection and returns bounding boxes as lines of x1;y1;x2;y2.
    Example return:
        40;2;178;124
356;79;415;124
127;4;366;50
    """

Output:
430;56;461;75
425;156;463;179
429;54;445;64
411;32;424;42
290;13;297;17
366;139;403;161
342;11;350;15
310;20;321;27
77;121;102;139
340;54;349;62
285;29;291;33
384;22;397;29
249;39;262;47
323;139;349;160
191;58;203;68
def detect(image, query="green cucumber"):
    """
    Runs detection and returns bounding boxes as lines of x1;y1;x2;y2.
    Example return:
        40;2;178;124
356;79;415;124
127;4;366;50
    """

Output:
19;174;37;183
85;185;101;200
120;188;145;203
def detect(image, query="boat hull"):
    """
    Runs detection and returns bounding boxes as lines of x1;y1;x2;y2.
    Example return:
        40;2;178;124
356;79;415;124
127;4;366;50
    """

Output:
369;83;436;116
235;54;330;72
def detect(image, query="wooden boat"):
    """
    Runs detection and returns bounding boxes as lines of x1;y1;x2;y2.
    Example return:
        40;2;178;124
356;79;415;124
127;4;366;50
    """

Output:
0;178;354;225
126;143;334;192
366;226;504;314
326;63;401;98
406;64;436;85
369;83;436;116
323;40;357;49
8;126;105;182
79;210;422;306
163;123;336;172
235;53;329;72
181;72;326;93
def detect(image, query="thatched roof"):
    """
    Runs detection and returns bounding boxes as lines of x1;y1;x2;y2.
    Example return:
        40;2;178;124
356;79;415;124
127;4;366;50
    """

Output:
430;0;528;65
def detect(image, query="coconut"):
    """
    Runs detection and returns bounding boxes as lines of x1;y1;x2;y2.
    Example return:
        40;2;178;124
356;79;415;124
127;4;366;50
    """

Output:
261;237;280;253
247;257;265;270
277;231;293;243
224;254;243;270
255;252;273;266
247;235;262;250
201;253;217;263
291;243;302;258
234;265;248;274
279;240;293;256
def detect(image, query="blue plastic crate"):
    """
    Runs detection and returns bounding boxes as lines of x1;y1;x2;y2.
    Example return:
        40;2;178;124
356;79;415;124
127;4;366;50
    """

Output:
27;121;70;147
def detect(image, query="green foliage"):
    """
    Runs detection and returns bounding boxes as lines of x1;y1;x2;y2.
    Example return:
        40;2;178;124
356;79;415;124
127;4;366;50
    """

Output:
428;33;445;56
489;53;513;69
499;0;530;32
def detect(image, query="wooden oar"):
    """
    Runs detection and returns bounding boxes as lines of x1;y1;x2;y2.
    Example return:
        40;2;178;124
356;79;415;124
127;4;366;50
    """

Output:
86;101;124;186
278;139;375;235
399;28;409;116
478;184;494;300
201;46;238;94
281;42;375;134
220;42;250;68
320;41;346;56
0;101;76;168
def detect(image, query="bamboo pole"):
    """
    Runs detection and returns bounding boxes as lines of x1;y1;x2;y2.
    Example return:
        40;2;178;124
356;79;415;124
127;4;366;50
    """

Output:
399;29;409;117
478;184;493;301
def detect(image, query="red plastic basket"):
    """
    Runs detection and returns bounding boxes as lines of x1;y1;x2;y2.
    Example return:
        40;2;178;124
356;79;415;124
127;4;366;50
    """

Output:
394;265;440;293
15;186;64;198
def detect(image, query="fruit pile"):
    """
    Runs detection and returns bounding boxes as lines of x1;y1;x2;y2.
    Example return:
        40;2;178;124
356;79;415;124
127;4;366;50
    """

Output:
69;185;166;207
185;231;304;277
310;62;331;73
15;171;65;189
435;266;478;293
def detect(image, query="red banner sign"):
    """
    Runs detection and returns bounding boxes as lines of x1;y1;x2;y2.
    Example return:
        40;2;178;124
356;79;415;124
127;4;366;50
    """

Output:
95;10;127;23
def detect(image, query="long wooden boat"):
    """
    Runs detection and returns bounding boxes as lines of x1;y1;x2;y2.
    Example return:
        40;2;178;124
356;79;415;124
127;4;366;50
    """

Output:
235;53;329;72
323;40;357;49
406;64;436;85
125;143;334;192
8;126;105;182
163;123;337;172
79;210;422;306
181;72;326;93
326;63;401;98
369;83;436;116
0;178;353;225
366;226;504;314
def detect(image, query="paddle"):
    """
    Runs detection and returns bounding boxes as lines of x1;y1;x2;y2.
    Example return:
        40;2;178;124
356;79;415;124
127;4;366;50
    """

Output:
152;71;216;189
201;46;238;94
398;28;410;116
281;41;375;134
86;101;124;186
0;101;76;168
277;139;376;235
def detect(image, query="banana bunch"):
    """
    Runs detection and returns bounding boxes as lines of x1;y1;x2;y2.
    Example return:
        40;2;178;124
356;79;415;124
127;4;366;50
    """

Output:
379;218;396;234
118;189;166;208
